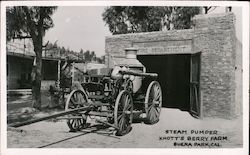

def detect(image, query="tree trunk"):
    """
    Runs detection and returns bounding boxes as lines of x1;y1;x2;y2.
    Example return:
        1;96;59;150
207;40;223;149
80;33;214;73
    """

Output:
32;43;43;110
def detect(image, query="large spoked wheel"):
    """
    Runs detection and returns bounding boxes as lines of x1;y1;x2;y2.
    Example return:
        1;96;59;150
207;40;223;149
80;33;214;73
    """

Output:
114;90;133;136
144;81;162;124
65;89;89;132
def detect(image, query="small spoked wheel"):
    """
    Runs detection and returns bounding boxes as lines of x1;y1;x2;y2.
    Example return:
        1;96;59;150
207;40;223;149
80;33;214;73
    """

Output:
65;89;89;132
114;90;133;136
144;81;162;124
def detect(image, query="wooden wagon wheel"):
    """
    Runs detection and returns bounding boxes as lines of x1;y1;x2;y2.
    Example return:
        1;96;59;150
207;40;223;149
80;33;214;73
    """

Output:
144;81;162;124
65;89;89;132
114;90;133;136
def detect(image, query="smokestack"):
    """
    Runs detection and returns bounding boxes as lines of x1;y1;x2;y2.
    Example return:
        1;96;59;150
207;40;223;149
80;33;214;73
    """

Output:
119;47;145;68
125;47;137;59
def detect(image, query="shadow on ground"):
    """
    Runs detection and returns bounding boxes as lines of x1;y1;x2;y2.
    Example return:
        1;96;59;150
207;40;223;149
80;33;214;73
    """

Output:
7;91;64;124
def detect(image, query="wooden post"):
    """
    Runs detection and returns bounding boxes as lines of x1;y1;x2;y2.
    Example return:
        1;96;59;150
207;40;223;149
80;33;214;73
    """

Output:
71;62;75;83
57;60;61;88
23;38;25;55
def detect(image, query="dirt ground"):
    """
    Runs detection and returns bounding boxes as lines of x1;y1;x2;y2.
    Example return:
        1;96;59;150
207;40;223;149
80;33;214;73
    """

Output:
7;108;243;148
6;91;243;148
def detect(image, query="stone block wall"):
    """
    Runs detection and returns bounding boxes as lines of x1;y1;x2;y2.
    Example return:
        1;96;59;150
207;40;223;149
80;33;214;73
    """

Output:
105;29;194;67
234;39;242;117
193;13;238;118
105;12;241;119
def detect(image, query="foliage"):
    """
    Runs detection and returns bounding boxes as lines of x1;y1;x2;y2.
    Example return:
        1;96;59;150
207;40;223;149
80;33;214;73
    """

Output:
170;7;201;29
102;6;201;34
45;43;105;64
82;50;105;63
7;6;57;41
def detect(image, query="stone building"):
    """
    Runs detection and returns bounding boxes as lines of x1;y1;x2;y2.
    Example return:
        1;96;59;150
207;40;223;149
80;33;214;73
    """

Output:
105;13;242;119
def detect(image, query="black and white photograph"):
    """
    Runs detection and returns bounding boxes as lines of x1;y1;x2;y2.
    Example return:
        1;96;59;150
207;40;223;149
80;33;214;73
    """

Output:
0;1;249;155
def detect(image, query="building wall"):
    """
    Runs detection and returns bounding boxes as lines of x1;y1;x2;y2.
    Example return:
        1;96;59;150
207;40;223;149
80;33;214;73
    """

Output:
7;55;58;90
7;56;33;89
105;13;241;119
42;59;58;80
193;13;237;118
234;39;242;117
41;80;56;90
105;29;194;67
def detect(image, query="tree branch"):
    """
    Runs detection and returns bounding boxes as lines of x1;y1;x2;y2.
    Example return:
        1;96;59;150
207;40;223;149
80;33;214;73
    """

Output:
42;41;49;48
12;35;32;39
38;7;45;38
22;6;37;42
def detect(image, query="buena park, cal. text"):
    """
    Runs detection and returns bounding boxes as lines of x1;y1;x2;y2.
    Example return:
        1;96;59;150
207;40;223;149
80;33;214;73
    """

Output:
159;130;228;147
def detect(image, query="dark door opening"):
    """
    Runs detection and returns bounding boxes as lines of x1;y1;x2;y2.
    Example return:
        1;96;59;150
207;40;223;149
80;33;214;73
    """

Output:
138;54;191;111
